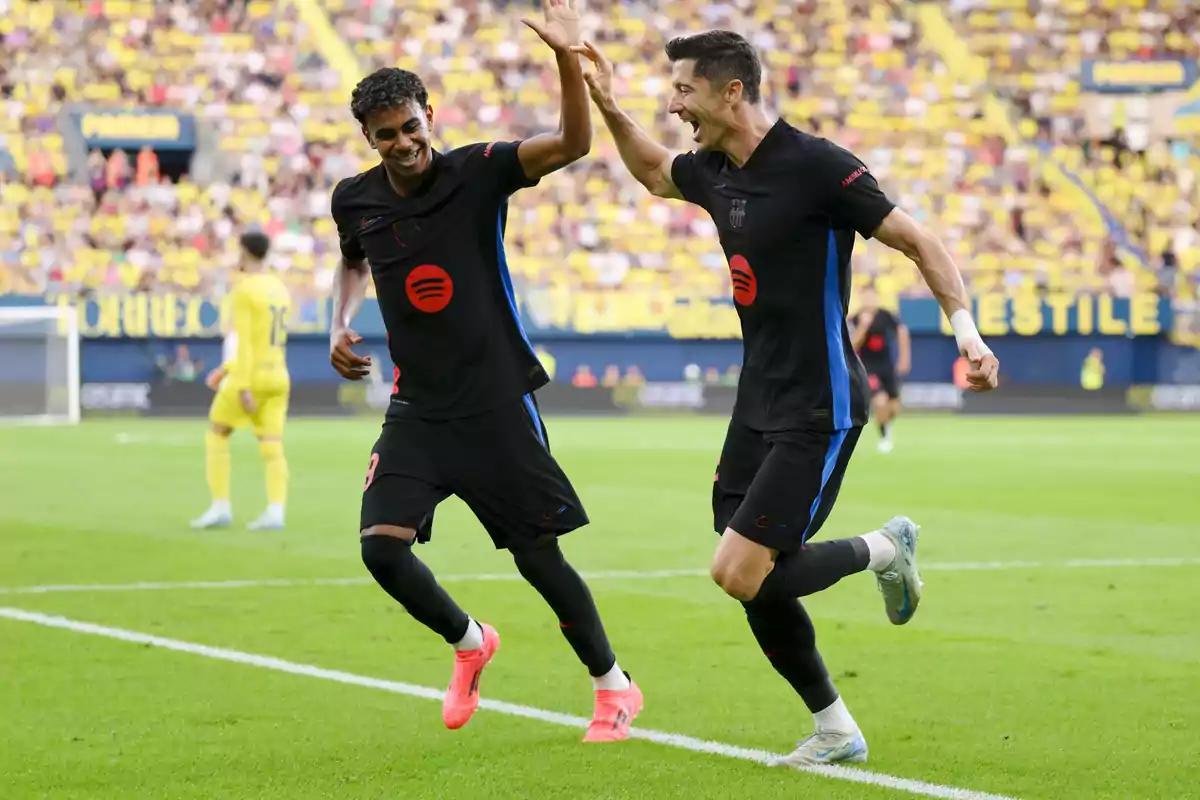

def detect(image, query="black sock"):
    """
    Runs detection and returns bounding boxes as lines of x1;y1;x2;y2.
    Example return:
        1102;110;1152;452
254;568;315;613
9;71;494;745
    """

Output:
754;539;870;602
743;595;838;713
879;420;889;437
361;534;470;643
512;542;616;677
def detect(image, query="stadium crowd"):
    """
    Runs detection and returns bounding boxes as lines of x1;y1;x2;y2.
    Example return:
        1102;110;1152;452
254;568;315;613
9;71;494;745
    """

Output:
0;0;1196;335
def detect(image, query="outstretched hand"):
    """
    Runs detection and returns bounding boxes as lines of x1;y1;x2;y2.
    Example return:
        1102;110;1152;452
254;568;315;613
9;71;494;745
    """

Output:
522;0;581;54
568;40;614;106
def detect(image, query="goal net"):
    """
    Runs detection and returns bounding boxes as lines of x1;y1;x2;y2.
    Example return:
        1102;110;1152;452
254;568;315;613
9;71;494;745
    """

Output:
0;305;80;425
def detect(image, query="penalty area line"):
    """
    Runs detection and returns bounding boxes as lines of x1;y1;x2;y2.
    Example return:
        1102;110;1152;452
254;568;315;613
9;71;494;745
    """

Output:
0;606;1020;800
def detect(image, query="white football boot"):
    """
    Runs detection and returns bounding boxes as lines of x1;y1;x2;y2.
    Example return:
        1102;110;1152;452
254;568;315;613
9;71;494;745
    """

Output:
774;729;869;767
190;504;232;530
246;505;285;531
875;515;922;625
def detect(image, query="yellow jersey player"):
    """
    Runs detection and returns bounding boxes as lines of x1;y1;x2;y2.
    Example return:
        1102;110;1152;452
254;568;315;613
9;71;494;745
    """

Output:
191;232;291;531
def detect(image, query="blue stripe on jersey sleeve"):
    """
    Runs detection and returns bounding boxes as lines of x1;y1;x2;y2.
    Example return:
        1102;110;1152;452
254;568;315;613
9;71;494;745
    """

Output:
824;228;852;429
801;428;849;544
495;210;535;354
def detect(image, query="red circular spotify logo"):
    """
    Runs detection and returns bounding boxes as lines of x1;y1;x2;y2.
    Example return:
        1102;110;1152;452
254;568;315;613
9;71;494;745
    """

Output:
729;255;757;306
405;264;453;313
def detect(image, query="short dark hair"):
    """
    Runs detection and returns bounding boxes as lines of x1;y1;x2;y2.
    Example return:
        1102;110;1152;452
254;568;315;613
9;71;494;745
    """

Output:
665;31;762;104
240;231;270;260
350;67;429;125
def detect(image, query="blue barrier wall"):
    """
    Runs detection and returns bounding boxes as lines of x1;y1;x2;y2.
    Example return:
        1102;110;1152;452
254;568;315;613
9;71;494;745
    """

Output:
2;293;1173;339
71;334;1197;386
5;292;1191;386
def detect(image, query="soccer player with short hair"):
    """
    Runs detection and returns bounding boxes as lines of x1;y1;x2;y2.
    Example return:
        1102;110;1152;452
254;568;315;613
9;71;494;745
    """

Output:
327;0;642;741
192;231;291;531
849;284;911;453
573;30;999;765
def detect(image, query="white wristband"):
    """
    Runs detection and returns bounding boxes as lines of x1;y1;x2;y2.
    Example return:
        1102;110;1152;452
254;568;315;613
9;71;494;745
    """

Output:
949;309;992;356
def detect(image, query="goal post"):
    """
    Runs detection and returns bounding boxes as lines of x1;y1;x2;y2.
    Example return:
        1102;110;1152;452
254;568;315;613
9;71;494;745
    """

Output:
0;304;80;426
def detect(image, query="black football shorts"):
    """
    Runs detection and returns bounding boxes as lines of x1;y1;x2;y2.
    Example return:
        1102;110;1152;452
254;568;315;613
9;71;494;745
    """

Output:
360;394;588;549
866;367;900;400
713;419;862;553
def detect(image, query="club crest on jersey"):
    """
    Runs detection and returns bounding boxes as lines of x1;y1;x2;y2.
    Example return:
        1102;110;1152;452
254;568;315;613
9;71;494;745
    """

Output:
729;198;747;229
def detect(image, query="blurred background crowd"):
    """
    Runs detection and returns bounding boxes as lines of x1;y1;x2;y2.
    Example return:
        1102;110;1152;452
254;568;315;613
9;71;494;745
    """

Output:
0;0;1197;339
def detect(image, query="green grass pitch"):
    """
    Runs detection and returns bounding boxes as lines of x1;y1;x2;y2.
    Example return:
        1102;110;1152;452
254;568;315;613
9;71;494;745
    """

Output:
2;414;1198;800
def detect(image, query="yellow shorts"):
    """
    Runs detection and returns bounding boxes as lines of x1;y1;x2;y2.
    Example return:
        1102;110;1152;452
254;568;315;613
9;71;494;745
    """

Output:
209;384;290;438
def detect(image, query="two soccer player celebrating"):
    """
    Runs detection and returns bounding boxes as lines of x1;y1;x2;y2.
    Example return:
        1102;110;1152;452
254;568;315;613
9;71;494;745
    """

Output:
329;6;1000;766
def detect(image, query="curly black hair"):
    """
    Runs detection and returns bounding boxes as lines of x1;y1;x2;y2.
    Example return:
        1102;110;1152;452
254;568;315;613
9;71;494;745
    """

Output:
350;67;429;125
665;31;762;105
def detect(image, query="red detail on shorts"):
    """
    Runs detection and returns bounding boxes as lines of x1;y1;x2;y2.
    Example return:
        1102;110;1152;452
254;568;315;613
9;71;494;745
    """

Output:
364;452;380;492
868;373;881;391
729;255;757;306
755;515;769;528
842;166;867;187
405;264;453;313
867;333;885;351
484;142;496;158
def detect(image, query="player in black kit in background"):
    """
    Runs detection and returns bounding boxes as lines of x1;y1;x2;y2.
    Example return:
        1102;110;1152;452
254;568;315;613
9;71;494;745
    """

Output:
850;285;911;453
327;0;643;743
573;30;999;765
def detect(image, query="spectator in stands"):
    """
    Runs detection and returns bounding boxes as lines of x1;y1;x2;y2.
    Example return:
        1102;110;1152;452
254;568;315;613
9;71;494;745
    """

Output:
1081;348;1105;391
534;345;557;381
600;364;621;388
106;149;131;193
27;146;56;187
136;145;160;187
622;366;646;387
0;0;1194;319
155;344;203;384
87;149;107;204
572;364;598;388
0;137;16;181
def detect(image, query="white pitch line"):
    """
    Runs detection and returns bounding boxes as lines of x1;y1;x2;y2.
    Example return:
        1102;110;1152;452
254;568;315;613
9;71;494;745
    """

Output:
0;570;707;596
2;557;1198;596
0;606;1019;800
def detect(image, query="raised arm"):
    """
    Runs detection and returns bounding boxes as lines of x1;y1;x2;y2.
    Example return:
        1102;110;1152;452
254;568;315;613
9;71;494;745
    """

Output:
516;0;591;180
570;41;681;199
